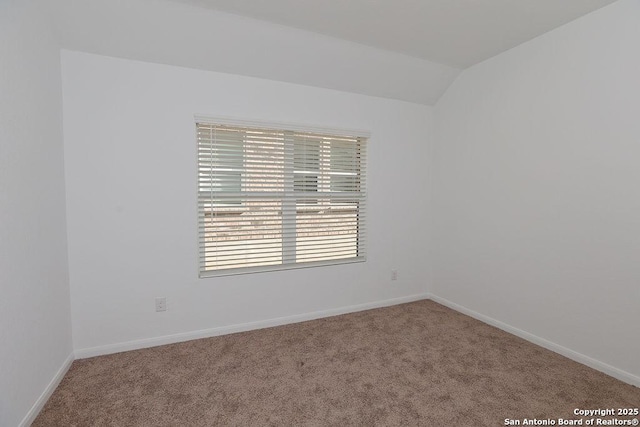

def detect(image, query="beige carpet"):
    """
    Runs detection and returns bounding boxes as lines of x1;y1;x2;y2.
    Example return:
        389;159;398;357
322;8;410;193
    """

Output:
35;300;639;426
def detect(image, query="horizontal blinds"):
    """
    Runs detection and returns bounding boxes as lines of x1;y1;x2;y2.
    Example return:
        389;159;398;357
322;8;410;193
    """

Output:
197;123;367;275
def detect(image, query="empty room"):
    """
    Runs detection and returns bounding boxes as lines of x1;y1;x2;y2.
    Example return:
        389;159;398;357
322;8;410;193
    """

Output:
1;0;639;425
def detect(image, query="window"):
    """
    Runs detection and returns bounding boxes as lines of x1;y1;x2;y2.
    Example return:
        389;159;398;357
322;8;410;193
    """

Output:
197;120;368;276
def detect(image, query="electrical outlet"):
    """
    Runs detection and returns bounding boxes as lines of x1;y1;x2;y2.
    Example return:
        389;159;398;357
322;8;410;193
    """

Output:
391;269;398;281
155;297;167;312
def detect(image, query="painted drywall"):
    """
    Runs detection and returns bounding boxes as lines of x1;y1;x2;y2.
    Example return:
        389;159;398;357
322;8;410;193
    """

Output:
0;1;73;425
432;0;640;381
48;0;459;105
61;50;432;353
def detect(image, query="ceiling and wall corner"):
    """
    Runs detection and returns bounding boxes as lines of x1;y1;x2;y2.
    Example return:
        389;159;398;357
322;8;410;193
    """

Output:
3;0;637;424
168;0;617;68
44;0;460;105
43;0;616;106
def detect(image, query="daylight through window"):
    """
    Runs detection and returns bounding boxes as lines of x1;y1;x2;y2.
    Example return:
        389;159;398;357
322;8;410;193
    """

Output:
197;121;367;276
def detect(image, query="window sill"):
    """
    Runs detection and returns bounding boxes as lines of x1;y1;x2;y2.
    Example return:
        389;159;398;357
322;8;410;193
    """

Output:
199;256;366;278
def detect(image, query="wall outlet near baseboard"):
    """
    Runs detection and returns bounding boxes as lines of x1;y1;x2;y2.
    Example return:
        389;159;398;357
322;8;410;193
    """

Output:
391;269;398;281
155;297;167;312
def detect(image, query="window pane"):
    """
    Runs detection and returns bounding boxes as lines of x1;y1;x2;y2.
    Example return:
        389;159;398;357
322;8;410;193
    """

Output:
294;136;320;195
242;130;285;192
202;200;283;270
198;122;366;276
329;139;360;192
212;128;243;192
294;175;318;193
295;200;359;263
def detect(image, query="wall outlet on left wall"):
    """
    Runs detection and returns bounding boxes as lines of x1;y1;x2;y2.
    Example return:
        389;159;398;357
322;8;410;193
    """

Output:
155;297;167;312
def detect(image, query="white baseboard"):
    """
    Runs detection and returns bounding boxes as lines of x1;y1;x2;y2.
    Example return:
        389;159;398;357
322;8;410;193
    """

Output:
19;352;74;427
20;292;638;426
75;293;431;359
428;294;640;388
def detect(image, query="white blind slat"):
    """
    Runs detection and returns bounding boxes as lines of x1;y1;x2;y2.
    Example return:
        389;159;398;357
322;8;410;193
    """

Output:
197;122;367;276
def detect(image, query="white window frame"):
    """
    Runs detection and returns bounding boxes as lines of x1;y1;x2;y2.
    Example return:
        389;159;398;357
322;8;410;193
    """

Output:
196;115;370;278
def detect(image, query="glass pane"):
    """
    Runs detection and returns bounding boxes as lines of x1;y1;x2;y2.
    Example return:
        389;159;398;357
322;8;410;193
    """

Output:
329;140;360;192
295;200;359;263
203;200;283;270
243;131;285;192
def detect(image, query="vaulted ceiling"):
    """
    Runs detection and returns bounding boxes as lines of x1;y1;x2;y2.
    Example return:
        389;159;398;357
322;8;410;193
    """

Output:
170;0;616;67
47;0;617;105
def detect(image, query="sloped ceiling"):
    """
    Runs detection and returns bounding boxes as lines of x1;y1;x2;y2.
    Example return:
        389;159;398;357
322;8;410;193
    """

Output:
46;0;616;105
172;0;616;68
47;0;459;105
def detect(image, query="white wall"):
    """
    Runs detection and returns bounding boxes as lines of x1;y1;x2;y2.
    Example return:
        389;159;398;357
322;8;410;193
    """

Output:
61;51;432;354
0;1;73;426
433;0;640;382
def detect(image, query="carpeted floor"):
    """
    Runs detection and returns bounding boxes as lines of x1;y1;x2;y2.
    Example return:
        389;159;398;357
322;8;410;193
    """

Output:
34;300;639;426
